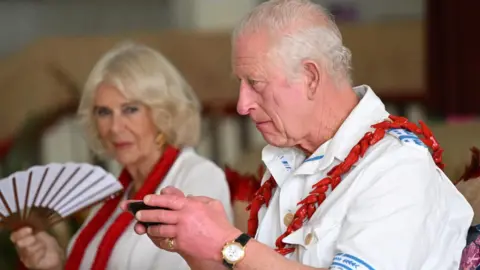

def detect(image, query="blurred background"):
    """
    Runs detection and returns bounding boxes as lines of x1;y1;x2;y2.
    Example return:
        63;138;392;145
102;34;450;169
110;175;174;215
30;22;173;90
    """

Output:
0;0;478;268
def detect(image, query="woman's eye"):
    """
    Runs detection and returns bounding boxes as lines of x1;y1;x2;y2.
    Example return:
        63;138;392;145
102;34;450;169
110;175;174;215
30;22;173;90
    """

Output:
95;107;111;117
123;106;139;114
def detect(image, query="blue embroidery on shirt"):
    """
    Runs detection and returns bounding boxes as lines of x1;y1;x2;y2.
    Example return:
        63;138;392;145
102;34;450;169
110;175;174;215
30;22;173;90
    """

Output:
387;128;427;148
331;253;375;270
305;155;325;162
279;155;292;171
330;262;354;270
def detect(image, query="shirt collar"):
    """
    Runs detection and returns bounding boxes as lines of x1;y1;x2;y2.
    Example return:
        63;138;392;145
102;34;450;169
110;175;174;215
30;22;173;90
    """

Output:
261;144;305;187
261;85;390;181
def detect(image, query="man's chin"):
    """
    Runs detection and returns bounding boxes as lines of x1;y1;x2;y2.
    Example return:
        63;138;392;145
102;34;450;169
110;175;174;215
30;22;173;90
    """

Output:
260;132;287;148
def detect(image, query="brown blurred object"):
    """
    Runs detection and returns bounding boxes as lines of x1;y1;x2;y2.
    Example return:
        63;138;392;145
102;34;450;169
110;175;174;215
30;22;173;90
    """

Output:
430;123;480;181
0;21;425;139
455;148;480;225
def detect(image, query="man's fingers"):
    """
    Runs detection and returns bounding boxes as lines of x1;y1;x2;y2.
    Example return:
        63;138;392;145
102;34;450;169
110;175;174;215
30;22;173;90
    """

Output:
134;223;147;235
143;194;187;210
147;224;177;238
136;209;178;224
160;186;185;197
188;195;213;203
120;199;141;212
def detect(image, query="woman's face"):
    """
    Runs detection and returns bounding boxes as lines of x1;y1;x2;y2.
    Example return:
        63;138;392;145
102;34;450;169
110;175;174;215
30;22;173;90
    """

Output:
93;83;159;166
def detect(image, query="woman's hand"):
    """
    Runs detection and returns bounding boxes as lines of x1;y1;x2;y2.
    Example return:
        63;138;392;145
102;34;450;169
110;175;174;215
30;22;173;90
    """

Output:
10;227;64;270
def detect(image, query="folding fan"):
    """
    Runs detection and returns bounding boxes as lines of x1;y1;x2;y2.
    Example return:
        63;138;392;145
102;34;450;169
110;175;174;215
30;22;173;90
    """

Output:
0;162;123;232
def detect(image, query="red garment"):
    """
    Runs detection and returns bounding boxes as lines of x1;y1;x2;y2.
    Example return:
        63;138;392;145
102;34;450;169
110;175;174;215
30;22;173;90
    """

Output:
0;136;14;159
63;146;180;269
224;166;261;203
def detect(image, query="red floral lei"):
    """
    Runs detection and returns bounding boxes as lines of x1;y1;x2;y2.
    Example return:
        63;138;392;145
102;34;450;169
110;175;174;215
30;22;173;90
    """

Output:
246;115;444;255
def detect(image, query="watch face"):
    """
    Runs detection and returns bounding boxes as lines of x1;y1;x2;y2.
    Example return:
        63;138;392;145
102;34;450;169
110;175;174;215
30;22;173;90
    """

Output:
222;243;245;263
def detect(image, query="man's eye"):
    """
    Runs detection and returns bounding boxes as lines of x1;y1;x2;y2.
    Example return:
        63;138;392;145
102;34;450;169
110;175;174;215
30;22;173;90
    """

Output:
248;79;258;86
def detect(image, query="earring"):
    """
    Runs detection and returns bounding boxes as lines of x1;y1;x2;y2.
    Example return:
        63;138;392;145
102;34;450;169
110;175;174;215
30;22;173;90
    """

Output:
155;133;166;147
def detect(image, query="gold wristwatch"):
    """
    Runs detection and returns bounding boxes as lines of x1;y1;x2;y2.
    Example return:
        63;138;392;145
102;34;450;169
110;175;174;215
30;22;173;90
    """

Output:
221;233;251;269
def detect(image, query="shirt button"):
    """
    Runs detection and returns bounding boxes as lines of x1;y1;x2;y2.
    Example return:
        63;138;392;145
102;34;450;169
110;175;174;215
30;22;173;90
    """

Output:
283;213;294;226
305;233;314;245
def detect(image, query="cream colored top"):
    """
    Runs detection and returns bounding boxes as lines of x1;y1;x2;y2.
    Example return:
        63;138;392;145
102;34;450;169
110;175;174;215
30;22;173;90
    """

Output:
67;148;233;270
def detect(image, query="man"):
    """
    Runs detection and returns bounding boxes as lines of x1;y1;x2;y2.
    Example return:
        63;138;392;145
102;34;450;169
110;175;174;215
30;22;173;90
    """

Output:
123;0;473;269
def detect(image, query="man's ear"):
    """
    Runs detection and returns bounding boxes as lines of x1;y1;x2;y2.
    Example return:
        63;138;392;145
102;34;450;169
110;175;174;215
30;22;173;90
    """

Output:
303;60;321;100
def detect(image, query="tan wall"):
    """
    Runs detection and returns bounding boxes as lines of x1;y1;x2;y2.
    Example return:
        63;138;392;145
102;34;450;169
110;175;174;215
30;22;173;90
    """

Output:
0;20;424;138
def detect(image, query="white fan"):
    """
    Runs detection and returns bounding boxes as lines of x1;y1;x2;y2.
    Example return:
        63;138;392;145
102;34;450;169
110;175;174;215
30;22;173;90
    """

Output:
0;162;123;231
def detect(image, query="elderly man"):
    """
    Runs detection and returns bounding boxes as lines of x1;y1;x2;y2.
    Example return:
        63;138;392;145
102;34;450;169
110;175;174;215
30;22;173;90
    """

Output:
124;0;473;269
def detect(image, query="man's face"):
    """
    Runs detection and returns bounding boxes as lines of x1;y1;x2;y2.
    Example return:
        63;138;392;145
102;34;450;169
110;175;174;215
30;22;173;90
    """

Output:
233;32;315;147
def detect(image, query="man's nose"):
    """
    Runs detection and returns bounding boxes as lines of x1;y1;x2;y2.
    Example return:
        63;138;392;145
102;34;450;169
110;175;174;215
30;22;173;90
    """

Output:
236;83;255;116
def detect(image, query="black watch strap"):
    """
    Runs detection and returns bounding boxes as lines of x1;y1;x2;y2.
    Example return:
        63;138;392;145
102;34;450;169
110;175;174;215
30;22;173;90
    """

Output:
235;233;251;246
222;233;252;269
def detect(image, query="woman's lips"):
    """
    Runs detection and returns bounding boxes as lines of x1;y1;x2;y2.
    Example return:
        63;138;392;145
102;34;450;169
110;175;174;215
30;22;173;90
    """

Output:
113;142;132;149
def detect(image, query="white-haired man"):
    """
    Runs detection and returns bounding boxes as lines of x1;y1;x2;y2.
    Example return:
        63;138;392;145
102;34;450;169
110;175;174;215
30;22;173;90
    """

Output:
124;0;473;269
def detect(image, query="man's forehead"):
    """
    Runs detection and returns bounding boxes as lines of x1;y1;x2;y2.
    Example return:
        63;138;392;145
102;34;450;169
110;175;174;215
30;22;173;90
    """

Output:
234;31;271;57
233;33;273;70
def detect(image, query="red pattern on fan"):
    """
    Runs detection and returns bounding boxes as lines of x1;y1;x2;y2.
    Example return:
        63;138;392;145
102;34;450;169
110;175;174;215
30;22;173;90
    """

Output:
458;147;480;182
225;166;262;203
246;115;444;256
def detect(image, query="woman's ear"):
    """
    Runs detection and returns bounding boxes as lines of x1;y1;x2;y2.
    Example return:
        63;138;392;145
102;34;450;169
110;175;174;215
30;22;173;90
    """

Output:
155;133;166;147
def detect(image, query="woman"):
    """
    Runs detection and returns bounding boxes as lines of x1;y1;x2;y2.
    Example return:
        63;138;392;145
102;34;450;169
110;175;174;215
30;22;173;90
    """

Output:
10;42;233;270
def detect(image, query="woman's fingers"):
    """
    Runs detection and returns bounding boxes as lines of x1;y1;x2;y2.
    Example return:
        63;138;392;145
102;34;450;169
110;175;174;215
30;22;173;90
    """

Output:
23;241;45;257
15;234;37;249
10;227;33;243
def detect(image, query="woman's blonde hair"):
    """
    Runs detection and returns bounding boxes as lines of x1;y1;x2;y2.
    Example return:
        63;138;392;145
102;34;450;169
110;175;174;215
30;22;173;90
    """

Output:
78;41;201;156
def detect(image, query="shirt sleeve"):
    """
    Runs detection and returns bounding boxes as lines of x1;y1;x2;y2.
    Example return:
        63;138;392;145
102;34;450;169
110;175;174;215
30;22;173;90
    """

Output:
149;252;191;270
330;149;470;270
177;160;234;224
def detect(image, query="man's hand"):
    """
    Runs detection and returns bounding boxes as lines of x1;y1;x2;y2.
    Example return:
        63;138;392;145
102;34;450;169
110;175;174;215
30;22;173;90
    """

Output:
121;186;241;262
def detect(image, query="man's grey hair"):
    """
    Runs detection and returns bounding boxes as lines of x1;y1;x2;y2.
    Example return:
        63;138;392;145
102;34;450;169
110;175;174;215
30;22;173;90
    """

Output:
233;0;352;84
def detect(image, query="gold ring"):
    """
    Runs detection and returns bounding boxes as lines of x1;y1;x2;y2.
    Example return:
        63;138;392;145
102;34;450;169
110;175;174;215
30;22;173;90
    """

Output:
166;238;175;250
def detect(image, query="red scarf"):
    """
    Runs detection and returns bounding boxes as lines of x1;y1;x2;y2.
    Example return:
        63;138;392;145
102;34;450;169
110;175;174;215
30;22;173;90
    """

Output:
64;146;180;269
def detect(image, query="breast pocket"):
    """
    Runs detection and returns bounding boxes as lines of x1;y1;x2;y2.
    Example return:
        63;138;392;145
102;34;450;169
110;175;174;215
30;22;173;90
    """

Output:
282;217;341;267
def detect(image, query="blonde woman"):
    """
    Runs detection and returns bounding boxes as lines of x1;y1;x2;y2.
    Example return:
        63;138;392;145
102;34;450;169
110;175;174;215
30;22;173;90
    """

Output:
10;42;233;270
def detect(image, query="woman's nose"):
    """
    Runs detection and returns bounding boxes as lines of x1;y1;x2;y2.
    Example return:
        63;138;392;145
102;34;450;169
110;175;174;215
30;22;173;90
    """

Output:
110;113;125;133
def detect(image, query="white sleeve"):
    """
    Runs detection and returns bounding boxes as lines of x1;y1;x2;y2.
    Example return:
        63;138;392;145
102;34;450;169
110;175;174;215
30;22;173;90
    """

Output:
178;161;234;223
149;252;191;270
330;150;469;270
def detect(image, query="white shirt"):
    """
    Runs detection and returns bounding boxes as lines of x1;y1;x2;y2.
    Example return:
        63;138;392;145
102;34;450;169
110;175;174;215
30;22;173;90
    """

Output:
67;148;233;270
255;85;473;270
